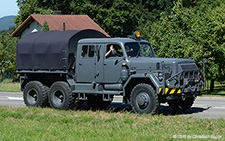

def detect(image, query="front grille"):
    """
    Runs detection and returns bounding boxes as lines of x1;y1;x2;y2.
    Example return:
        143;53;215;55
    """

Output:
165;73;170;79
184;71;199;78
181;64;197;70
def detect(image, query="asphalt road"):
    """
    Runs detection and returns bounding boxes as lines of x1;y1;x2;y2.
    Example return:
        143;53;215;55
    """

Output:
0;92;225;119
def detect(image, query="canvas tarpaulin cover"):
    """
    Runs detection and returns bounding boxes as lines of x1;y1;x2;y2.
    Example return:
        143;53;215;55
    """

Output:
16;29;107;71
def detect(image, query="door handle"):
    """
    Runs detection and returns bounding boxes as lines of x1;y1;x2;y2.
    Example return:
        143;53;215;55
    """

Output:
79;62;82;65
96;71;99;76
104;63;107;66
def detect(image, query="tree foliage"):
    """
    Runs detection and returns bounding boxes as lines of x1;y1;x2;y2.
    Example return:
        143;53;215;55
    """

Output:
41;21;49;32
141;0;225;90
0;31;18;81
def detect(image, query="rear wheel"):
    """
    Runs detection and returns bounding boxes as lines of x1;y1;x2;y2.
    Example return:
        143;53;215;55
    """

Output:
168;98;194;112
23;81;48;107
49;81;75;110
131;83;158;114
86;95;113;109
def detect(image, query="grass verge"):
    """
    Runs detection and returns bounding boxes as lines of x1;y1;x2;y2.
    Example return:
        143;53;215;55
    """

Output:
0;82;20;92
0;106;224;140
201;81;225;96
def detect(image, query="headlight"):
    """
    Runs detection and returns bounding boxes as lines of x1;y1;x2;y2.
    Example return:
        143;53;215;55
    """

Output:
158;72;163;81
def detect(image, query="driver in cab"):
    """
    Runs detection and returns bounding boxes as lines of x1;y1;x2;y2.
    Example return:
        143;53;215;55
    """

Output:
105;45;123;58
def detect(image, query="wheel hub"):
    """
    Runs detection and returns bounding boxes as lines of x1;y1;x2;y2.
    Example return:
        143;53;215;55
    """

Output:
136;92;150;109
53;90;65;106
27;89;38;105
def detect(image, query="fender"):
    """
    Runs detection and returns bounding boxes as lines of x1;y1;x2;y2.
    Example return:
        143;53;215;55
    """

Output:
123;73;160;96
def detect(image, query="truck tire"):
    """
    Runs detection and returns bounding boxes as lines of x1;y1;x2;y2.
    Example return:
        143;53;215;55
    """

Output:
168;98;194;112
44;86;50;107
131;83;158;114
86;95;112;109
49;81;75;110
23;81;48;107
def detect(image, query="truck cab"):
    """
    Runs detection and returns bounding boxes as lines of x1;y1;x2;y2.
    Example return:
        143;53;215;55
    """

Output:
73;32;204;114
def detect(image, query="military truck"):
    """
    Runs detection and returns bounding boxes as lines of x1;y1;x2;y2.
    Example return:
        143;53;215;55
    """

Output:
16;29;204;114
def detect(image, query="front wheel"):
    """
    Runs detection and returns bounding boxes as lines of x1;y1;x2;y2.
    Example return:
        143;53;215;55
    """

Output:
49;81;75;110
131;83;158;114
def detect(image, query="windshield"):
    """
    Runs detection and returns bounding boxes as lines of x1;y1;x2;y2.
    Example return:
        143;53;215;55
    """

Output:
124;42;155;58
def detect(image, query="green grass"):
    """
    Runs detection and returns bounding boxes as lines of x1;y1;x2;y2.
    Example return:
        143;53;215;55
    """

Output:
201;90;225;97
201;81;225;96
0;106;224;140
0;82;20;92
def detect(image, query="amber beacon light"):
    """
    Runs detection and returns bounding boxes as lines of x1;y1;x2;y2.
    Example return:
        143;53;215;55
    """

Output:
136;31;140;38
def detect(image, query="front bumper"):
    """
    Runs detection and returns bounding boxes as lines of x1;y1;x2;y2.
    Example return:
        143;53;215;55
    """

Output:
157;69;204;102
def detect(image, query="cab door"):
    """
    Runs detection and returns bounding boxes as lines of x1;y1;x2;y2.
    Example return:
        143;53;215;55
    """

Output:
103;44;124;83
76;44;96;82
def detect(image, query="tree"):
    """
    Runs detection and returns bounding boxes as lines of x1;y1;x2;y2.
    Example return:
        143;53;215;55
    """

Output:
41;21;49;32
0;32;18;81
15;0;58;27
70;0;150;36
69;0;179;37
141;0;225;92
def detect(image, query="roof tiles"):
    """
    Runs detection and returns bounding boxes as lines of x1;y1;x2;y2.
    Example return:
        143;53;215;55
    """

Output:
11;14;110;37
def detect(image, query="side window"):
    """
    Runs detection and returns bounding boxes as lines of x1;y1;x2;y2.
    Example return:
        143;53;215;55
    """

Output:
81;45;95;58
81;46;88;57
88;45;95;57
105;44;123;58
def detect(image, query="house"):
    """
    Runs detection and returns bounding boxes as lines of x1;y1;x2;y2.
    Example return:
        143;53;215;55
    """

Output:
11;14;110;38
